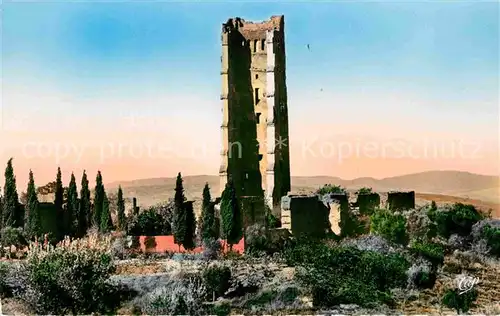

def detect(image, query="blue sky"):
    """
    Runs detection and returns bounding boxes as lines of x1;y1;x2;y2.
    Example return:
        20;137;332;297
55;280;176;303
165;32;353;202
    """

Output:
1;1;499;182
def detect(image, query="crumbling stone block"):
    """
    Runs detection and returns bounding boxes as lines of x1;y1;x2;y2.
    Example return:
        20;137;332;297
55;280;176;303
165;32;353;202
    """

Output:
387;191;415;211
357;193;381;215
321;193;349;214
285;195;330;238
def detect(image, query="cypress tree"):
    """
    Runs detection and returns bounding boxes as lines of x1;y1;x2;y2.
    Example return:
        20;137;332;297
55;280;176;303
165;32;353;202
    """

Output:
100;190;112;233
201;183;216;242
3;158;21;228
25;170;41;239
77;170;91;237
117;186;126;231
183;201;196;250
66;173;78;237
220;178;242;250
93;171;104;228
54;167;64;239
172;172;186;249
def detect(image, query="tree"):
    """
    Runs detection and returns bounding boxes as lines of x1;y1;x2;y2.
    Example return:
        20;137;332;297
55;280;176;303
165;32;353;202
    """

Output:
66;173;78;237
116;186;126;231
100;190;112;233
200;183;217;243
77;170;91;237
183;201;196;250
3;158;21;228
220;178;242;250
25;170;41;239
54;167;65;239
172;172;186;250
94;171;104;229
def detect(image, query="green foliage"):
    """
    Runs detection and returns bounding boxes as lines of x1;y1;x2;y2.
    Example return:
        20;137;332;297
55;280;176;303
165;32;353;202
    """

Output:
100;191;112;233
1;226;27;249
183;202;197;251
172;172;187;248
410;240;445;265
65;173;78;238
54;167;64;239
442;288;478;313
127;208;172;236
0;262;11;298
3;158;22;228
18;243;126;314
370;208;409;246
481;225;500;257
117;186;126;231
220;178;243;248
286;239;409;308
317;184;346;195
25;170;41;240
94;171;105;229
210;301;231;316
77;170;91;238
200;183;217;243
357;187;373;194
202;264;231;299
428;203;484;238
266;210;281;229
340;207;366;238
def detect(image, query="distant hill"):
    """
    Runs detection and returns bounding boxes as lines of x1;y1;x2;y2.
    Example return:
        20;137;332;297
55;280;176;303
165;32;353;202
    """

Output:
105;171;499;217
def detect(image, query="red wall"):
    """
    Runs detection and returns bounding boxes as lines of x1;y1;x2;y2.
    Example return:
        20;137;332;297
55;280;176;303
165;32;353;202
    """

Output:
138;236;245;254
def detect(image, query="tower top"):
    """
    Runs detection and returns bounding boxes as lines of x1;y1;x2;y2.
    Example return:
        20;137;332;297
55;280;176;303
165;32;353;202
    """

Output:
222;15;284;39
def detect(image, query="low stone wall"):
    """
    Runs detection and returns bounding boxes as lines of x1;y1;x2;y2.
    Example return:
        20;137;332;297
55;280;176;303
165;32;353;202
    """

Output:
387;191;415;211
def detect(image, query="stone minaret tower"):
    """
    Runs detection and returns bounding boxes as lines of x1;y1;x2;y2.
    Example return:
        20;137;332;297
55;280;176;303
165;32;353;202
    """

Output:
219;15;291;217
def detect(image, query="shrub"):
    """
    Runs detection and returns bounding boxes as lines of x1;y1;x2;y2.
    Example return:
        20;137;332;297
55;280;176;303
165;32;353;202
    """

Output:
0;262;12;298
442;288;478;313
370;209;408;246
481;225;500;257
202;238;222;260
127;208;171;236
289;239;409;307
357;187;373;194
410;240;445;266
317;184;346;195
202;264;231;300
429;203;484;238
136;274;206;315
11;235;128;314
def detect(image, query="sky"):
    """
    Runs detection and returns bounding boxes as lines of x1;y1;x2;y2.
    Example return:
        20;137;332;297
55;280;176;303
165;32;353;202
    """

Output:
1;0;499;187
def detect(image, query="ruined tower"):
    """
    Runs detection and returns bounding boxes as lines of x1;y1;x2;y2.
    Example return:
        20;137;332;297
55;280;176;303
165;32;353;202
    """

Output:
219;15;291;216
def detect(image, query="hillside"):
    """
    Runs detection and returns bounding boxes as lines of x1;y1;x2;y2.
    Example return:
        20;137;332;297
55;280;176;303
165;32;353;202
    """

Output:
106;171;500;217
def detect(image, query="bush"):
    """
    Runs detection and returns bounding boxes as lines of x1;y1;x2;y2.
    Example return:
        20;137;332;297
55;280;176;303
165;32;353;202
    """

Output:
481;225;500;257
202;264;231;300
317;184;346;195
10;235;129;314
410;240;445;266
1;226;27;249
136;274;206;315
289;239;409;307
370;209;409;246
357;187;373;194
429;203;484;238
127;208;172;236
202;238;222;260
442;288;478;313
0;262;12;298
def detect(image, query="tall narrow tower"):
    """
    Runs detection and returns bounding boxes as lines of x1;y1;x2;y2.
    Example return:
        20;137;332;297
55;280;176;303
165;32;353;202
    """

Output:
219;15;291;217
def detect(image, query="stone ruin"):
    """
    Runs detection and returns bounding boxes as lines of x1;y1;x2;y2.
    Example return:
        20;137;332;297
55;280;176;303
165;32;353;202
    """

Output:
280;190;416;238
